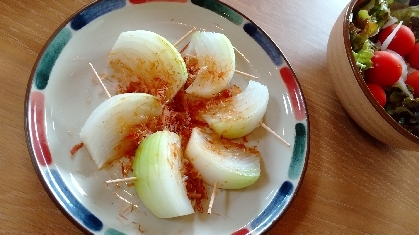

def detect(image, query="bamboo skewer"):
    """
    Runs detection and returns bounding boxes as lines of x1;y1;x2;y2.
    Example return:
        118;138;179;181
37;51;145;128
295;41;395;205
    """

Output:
207;181;218;214
174;27;197;47
259;121;291;147
106;177;137;184
234;70;258;79
89;63;111;99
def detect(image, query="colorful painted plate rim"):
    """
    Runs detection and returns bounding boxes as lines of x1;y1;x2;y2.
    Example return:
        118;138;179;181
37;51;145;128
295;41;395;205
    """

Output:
24;0;310;234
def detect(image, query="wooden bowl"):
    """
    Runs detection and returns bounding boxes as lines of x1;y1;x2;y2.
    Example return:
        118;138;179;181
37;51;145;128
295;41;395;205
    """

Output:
327;0;419;151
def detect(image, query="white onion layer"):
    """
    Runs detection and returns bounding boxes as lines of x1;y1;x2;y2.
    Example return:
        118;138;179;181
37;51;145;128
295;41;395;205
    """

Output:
382;16;398;29
183;31;235;98
381;21;403;51
185;128;260;189
387;50;408;82
80;93;162;169
387;50;413;98
133;130;194;218
202;80;269;139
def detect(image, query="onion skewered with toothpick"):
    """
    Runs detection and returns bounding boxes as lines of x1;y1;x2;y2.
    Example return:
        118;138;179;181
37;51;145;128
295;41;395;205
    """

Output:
80;29;291;219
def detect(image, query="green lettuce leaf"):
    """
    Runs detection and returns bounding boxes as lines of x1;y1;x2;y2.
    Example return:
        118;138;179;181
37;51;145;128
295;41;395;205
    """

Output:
350;10;379;52
352;39;377;72
350;0;391;54
354;0;392;28
350;0;394;75
385;85;419;136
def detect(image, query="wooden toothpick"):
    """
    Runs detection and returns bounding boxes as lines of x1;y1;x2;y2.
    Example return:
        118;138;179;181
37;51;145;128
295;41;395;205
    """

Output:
89;62;111;99
234;70;258;79
106;176;137;184
259;121;291;147
174;27;197;47
207;181;218;214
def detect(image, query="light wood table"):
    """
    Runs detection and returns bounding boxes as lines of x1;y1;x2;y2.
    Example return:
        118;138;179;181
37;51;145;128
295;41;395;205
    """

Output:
1;0;418;234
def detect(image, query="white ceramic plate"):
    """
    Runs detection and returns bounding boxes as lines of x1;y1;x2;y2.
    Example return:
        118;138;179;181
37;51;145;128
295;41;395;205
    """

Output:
25;0;309;234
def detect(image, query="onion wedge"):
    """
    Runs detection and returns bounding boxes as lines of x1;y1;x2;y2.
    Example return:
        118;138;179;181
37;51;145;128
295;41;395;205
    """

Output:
80;93;162;169
185;128;260;189
133;130;194;218
202;80;269;139
183;31;235;98
108;30;188;103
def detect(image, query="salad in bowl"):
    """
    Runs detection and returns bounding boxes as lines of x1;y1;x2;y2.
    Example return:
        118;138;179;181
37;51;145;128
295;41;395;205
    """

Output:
327;0;419;151
351;0;419;135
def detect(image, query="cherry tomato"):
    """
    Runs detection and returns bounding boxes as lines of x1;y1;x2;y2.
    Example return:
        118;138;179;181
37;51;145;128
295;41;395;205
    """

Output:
378;24;415;57
366;83;386;107
407;43;419;70
405;71;419;98
364;51;402;87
